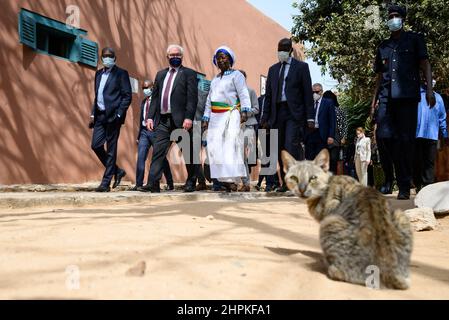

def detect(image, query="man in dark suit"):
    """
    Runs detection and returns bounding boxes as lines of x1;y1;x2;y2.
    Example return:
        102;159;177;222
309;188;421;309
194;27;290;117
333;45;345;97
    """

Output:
305;83;336;161
260;38;314;192
89;47;132;192
131;80;173;192
146;44;198;193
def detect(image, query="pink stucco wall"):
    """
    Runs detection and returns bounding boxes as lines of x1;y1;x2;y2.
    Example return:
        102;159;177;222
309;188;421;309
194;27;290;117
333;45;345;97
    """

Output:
0;0;299;184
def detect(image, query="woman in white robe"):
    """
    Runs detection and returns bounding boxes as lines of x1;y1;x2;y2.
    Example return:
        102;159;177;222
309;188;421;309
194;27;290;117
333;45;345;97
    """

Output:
202;46;252;190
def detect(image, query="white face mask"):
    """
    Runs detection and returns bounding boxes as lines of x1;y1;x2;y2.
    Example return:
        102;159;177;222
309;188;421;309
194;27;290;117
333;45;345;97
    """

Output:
143;88;153;97
102;57;116;69
313;93;322;101
387;17;403;32
278;51;290;63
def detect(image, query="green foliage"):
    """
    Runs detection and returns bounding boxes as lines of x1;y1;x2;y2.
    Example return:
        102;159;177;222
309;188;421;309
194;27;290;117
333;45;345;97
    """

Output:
292;0;449;100
339;94;372;142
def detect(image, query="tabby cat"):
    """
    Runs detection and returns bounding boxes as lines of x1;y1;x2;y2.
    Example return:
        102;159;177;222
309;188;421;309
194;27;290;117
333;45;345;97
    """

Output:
281;149;413;290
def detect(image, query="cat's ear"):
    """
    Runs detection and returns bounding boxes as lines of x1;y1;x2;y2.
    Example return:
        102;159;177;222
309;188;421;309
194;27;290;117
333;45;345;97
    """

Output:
314;149;330;172
281;151;296;173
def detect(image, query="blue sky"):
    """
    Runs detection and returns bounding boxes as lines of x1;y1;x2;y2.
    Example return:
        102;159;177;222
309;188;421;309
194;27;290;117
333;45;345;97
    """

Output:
247;0;338;90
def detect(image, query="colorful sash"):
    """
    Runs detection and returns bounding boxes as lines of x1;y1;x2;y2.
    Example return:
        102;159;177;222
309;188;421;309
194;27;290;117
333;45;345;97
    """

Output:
211;100;241;113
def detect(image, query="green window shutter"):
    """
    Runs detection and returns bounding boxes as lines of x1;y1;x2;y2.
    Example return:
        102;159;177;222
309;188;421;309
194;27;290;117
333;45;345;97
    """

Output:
200;79;211;92
19;11;37;49
76;37;98;68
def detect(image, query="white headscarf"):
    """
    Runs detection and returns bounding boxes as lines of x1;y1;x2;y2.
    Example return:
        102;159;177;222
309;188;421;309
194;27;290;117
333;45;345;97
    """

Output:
213;46;236;67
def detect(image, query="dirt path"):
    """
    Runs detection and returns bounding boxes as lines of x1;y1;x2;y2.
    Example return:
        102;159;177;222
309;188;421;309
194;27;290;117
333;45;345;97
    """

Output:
1;197;448;299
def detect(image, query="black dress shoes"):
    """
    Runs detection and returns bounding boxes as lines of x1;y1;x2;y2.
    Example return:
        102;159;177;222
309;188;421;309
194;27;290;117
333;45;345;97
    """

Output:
276;185;289;193
196;182;208;191
163;184;175;191
95;186;111;193
151;184;161;193
184;184;195;193
142;183;161;193
397;192;410;200
380;182;393;195
113;169;127;189
130;186;148;192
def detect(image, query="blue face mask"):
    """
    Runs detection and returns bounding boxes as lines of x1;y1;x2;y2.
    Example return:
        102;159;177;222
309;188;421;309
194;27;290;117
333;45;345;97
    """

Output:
143;88;153;97
387;17;403;32
102;57;116;69
169;57;182;68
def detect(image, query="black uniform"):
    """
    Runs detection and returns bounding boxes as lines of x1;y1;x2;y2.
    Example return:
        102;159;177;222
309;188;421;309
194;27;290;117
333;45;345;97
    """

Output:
374;30;429;195
373;102;395;190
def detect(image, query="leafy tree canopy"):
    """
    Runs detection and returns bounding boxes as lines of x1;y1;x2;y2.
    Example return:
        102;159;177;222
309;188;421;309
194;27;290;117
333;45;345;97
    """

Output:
292;0;449;100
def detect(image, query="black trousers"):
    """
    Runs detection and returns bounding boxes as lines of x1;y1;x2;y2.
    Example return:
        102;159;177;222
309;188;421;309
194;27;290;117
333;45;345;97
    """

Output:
376;137;395;184
387;99;419;193
136;128;173;187
305;129;326;161
273;103;305;184
195;162;211;184
328;146;339;175
91;113;122;187
259;129;281;188
414;138;437;188
149;114;197;187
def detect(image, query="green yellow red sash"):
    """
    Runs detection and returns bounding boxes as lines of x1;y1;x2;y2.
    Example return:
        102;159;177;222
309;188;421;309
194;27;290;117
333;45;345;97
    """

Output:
211;100;241;113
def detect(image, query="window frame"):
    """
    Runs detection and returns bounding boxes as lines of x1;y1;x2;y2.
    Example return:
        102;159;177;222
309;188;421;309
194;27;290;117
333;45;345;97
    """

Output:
18;8;98;68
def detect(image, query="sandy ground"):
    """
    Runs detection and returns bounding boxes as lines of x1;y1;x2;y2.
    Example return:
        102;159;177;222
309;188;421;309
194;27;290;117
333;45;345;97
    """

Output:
1;195;448;300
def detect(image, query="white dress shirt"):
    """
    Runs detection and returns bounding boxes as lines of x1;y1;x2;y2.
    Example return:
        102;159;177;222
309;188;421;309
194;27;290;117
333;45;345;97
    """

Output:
161;67;180;114
279;57;292;102
314;97;322;128
142;97;151;126
96;68;112;111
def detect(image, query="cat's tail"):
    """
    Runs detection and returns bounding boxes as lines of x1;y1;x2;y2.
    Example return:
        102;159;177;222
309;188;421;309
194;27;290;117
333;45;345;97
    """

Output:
380;209;413;290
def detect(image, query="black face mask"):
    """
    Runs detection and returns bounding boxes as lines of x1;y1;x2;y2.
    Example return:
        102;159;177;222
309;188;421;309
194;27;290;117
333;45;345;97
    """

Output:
169;57;182;68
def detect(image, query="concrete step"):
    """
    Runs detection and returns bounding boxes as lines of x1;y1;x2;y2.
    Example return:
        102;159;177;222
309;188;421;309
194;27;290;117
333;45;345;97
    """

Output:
0;186;293;209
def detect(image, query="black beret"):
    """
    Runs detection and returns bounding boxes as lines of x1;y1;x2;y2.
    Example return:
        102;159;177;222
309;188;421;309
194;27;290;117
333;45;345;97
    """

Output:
388;4;407;18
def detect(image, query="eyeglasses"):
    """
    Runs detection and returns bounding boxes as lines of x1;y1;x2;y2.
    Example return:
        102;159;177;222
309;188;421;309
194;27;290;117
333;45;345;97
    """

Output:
168;53;182;58
102;54;115;58
313;91;321;94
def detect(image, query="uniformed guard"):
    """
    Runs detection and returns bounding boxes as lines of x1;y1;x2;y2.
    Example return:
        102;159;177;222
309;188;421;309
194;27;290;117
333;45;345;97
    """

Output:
371;4;435;200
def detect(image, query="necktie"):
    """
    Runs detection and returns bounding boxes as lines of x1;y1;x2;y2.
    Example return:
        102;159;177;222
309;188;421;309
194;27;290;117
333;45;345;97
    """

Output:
144;97;151;124
277;62;287;103
162;69;176;113
314;100;320;128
